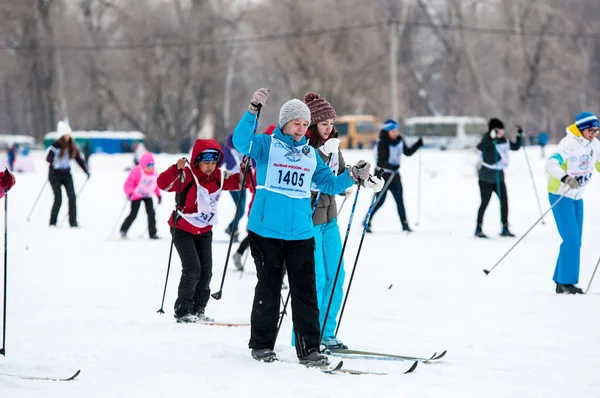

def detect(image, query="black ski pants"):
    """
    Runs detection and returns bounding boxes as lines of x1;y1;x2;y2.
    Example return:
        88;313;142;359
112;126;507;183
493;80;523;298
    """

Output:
477;180;509;227
369;173;407;225
120;198;156;237
172;229;213;317
49;173;77;226
248;231;320;358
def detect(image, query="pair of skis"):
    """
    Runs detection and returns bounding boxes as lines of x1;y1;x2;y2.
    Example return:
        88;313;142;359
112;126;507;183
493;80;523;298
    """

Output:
319;359;418;375
327;347;447;363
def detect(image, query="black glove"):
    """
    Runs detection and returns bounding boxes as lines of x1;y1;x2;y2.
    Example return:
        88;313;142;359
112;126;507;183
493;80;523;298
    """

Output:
516;125;524;136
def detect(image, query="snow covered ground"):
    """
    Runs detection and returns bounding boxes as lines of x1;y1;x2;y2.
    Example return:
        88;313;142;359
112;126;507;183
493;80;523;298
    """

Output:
1;144;600;398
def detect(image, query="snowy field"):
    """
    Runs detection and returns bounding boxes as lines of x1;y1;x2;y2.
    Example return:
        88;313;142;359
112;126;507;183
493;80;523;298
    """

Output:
1;144;600;398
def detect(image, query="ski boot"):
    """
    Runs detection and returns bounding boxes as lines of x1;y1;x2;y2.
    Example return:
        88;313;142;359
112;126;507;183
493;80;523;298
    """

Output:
299;351;330;367
402;221;413;233
500;226;515;237
474;224;488;238
555;283;584;295
175;313;200;323
194;307;214;323
251;348;277;363
321;336;348;350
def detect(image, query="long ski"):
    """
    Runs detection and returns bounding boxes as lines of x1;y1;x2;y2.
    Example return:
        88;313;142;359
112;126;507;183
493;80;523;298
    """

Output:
328;348;446;363
324;360;418;375
199;321;250;327
0;369;81;382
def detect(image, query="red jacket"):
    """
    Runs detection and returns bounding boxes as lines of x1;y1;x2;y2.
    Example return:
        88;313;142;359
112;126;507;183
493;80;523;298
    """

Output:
157;138;251;235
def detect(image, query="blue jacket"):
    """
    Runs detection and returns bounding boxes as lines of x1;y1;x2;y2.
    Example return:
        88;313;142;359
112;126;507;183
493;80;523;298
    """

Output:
233;111;355;240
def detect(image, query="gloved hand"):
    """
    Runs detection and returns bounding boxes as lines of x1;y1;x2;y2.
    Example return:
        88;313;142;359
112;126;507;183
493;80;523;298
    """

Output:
240;155;250;171
0;169;15;191
322;138;341;156
86;171;91;180
516;125;524;136
127;194;132;201
158;196;162;205
350;160;371;182
489;129;497;140
248;88;269;113
361;175;385;192
561;175;580;189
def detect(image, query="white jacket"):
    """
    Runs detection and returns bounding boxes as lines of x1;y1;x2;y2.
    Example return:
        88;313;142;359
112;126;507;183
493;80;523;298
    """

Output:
545;124;600;200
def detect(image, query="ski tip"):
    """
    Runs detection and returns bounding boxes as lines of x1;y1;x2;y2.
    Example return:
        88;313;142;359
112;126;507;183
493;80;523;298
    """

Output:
65;370;81;381
333;361;343;371
404;361;418;374
388;283;393;290
433;350;447;360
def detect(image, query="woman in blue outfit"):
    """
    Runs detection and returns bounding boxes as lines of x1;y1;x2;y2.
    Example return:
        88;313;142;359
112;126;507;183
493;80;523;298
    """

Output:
545;112;600;294
303;92;352;349
233;88;382;366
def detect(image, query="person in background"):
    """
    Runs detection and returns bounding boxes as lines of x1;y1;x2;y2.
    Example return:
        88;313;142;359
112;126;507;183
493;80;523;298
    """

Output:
474;118;522;238
538;132;549;159
46;121;89;227
120;152;162;239
364;119;423;233
222;133;248;242
7;145;16;172
544;112;600;294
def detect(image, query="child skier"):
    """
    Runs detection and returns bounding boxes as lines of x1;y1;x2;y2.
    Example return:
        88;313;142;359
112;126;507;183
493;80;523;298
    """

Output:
157;138;250;323
545;112;600;294
120;152;162;239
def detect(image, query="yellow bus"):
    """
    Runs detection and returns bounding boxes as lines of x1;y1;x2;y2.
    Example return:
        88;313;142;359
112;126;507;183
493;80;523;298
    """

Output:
335;115;380;149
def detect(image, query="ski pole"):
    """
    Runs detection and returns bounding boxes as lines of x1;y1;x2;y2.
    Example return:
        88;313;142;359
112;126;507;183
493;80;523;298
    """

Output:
415;149;422;226
26;180;48;222
212;107;261;300
319;178;365;344
59;177;90;226
107;199;129;240
585;256;600;294
275;289;291;340
483;191;568;276
334;169;384;337
0;189;7;356
368;169;397;212
519;127;545;224
157;167;185;314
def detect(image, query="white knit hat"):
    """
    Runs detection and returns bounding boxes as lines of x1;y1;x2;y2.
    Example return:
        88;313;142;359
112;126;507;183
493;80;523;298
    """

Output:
279;99;311;128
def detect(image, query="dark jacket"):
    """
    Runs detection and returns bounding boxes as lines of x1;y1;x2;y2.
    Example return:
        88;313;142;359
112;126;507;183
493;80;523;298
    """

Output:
46;140;88;175
477;133;522;183
375;131;422;182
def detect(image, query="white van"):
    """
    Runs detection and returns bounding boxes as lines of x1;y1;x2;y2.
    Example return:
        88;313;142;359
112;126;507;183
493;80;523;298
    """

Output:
404;116;487;150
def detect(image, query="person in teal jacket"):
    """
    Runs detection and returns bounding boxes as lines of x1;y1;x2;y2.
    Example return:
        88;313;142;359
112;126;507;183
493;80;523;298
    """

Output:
233;88;382;367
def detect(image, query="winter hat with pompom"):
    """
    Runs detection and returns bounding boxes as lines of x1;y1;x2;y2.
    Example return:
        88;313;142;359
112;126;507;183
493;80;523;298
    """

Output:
304;92;337;127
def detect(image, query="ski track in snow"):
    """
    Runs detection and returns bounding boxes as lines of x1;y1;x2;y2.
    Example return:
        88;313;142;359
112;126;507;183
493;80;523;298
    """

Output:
1;147;600;398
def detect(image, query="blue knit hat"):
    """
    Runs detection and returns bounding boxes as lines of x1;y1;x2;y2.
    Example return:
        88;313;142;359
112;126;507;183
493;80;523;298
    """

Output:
383;120;399;132
575;112;599;131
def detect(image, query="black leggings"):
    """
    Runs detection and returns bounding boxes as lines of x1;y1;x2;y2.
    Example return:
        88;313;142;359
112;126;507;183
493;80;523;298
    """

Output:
49;173;77;226
477;180;508;227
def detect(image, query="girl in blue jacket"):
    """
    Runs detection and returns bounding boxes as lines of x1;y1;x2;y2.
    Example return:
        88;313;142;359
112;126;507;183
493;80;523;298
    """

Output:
233;88;382;367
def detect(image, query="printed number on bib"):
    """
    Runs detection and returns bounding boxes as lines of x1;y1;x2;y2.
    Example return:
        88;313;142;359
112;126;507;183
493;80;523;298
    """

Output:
277;170;305;187
575;173;592;187
193;212;215;223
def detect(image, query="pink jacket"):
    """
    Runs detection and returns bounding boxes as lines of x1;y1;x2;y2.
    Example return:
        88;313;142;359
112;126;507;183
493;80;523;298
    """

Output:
124;152;162;201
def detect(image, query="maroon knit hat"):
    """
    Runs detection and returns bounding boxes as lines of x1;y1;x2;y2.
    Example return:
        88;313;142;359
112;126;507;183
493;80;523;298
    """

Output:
304;92;337;127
